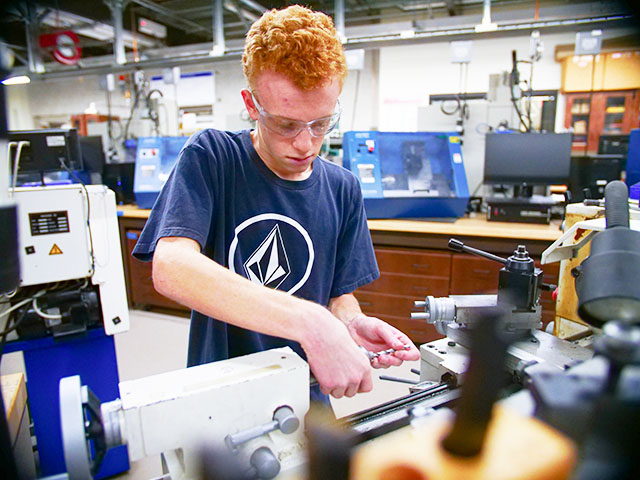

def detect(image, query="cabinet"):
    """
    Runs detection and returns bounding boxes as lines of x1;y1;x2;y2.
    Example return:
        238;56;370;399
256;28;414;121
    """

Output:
118;209;562;345
354;247;559;344
564;90;640;154
355;248;451;344
561;51;640;92
121;227;188;313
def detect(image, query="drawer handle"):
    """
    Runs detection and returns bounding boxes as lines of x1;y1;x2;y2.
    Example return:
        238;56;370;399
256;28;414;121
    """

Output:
472;269;491;274
412;286;429;291
412;264;430;269
358;301;372;307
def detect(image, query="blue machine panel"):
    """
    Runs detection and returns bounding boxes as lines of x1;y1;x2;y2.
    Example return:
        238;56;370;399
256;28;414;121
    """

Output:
134;136;189;209
627;128;640;188
343;131;469;219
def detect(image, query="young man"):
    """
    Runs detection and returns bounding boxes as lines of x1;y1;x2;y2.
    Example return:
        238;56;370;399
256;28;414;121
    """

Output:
133;5;419;403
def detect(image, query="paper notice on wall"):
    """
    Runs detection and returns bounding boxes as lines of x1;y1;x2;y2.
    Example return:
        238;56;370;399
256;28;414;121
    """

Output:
151;71;215;108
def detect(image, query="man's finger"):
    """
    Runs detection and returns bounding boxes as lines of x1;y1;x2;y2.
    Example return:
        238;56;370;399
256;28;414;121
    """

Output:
331;386;346;399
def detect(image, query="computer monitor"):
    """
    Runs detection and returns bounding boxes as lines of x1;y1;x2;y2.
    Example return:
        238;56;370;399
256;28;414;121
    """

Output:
569;154;624;202
79;135;106;174
483;132;572;188
103;162;136;204
598;134;629;158
8;129;83;174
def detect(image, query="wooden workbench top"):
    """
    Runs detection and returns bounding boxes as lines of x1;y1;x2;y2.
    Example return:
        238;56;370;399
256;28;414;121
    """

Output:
367;216;562;241
117;205;562;242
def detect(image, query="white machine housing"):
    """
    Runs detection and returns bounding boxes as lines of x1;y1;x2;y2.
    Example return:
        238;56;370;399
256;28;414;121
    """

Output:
61;347;310;479
14;184;129;335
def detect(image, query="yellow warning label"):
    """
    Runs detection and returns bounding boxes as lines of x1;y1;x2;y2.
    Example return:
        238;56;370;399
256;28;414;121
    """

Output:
49;244;63;255
449;136;460;143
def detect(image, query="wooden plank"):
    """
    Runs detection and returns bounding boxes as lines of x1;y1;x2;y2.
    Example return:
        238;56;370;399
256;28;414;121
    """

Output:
1;373;26;443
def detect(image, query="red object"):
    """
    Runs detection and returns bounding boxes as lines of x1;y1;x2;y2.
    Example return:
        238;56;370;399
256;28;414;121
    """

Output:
39;31;82;65
552;287;558;301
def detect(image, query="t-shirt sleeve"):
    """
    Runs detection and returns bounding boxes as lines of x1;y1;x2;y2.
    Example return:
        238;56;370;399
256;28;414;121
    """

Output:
132;142;216;262
330;177;380;298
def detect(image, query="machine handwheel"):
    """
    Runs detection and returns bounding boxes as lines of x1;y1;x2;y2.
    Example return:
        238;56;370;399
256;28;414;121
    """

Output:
59;375;107;479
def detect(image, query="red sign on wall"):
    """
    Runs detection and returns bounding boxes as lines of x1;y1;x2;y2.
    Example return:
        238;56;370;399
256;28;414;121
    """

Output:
39;31;82;65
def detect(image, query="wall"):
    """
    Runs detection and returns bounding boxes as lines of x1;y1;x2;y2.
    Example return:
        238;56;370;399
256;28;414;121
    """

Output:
4;26;634;192
379;30;574;193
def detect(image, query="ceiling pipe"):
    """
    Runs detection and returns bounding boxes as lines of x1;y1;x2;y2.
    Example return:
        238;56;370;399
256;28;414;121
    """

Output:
104;0;128;65
23;4;45;73
482;0;492;24
211;0;226;56
334;0;346;42
238;0;266;15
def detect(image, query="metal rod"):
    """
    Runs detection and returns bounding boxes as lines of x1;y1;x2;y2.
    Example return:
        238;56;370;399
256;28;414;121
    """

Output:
448;238;508;265
212;0;225;56
334;0;345;40
105;0;127;65
24;4;45;74
379;375;419;385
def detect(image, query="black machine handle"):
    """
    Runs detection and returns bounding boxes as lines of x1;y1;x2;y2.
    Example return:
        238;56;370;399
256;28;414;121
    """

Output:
448;239;508;266
605;181;630;229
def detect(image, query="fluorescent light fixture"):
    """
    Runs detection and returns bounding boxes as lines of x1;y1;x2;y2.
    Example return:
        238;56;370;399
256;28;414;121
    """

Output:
2;75;31;85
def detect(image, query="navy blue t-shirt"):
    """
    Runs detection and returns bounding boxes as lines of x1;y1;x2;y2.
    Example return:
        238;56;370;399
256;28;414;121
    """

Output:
132;129;379;397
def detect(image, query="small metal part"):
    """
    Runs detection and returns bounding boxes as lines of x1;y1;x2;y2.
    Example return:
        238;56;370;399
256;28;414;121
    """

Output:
225;406;299;452
360;345;410;361
378;375;419;385
249;446;281;479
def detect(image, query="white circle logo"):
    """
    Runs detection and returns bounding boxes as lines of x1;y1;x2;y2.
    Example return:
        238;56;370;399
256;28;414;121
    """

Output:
228;213;314;295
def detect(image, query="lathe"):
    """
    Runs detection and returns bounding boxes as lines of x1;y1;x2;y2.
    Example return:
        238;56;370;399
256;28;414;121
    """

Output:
57;182;640;480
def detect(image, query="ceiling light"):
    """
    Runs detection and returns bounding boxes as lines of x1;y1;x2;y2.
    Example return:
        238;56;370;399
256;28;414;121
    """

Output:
2;75;31;85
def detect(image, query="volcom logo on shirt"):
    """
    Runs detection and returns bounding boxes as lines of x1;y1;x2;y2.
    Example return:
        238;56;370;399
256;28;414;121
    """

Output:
228;213;314;295
243;224;291;289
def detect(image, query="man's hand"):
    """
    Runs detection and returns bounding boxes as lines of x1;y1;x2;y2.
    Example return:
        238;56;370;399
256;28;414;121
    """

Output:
300;304;374;399
347;314;420;369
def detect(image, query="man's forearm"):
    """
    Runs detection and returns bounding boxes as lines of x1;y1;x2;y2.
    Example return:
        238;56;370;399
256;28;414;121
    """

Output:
153;237;329;347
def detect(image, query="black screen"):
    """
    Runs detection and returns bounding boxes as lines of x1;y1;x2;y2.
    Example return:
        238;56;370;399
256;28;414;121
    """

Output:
569;155;624;202
102;162;136;204
8;129;83;173
79;135;106;173
484;132;572;185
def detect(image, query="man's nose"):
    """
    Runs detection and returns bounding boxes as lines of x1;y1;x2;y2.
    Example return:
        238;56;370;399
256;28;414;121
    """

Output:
292;126;314;152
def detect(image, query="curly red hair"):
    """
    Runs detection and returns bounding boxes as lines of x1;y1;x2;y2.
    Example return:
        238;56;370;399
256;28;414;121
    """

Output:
243;5;347;92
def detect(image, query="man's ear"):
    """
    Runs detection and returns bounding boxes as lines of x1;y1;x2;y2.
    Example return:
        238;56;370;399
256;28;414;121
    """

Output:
241;89;259;121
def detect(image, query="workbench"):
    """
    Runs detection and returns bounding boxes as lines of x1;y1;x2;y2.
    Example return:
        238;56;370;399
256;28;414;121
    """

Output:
117;205;562;344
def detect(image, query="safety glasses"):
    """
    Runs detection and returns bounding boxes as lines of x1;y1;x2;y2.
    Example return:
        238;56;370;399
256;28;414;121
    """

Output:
250;92;341;138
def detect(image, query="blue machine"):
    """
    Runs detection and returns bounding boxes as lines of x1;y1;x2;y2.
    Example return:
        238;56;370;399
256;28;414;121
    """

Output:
134;136;189;208
626;128;640;189
342;131;469;219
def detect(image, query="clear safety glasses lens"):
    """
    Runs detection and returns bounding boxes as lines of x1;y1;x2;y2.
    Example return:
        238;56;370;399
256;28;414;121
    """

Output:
252;94;340;138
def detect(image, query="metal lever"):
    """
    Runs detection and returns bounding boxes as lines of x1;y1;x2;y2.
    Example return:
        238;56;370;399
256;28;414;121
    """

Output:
225;406;300;452
448;238;508;266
